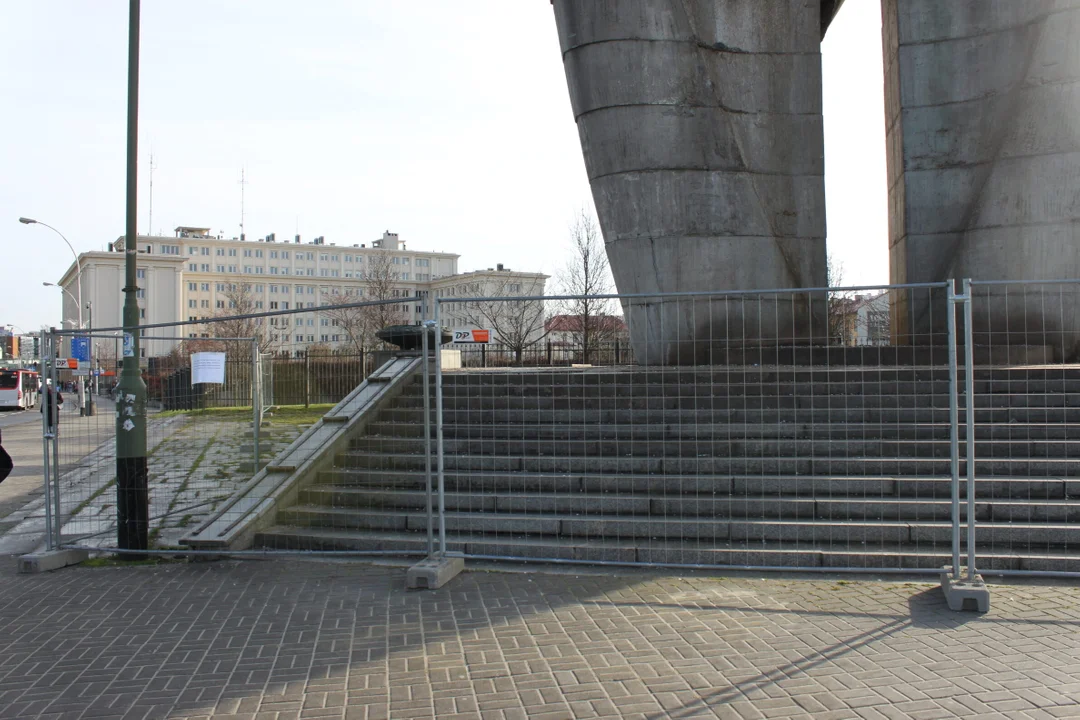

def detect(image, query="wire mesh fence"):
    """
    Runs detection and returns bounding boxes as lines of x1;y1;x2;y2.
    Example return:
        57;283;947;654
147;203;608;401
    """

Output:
420;284;965;572
967;280;1080;574
41;298;408;553
36;279;1080;576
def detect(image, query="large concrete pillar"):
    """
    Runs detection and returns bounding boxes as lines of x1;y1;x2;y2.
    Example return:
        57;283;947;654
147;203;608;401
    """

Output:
884;1;1080;356
552;1;827;365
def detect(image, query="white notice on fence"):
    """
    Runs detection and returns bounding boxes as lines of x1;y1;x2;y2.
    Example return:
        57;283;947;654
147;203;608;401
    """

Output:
191;352;227;386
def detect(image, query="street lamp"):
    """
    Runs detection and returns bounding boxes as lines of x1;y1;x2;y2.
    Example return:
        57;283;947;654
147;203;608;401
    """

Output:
25;218;87;414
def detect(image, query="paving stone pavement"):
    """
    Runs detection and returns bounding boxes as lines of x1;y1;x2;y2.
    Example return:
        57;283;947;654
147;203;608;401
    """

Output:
1;559;1080;720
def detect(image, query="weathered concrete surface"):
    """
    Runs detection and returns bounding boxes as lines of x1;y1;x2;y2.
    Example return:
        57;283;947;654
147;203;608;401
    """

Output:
552;0;827;365
884;0;1080;356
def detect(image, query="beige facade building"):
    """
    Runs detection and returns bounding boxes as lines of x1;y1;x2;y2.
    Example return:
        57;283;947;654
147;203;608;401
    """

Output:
58;227;545;359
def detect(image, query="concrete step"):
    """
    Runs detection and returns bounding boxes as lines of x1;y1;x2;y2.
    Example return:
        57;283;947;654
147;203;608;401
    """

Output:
403;380;960;398
334;450;1080;476
316;469;1079;499
365;421;1080;442
272;505;1080;546
304;486;1080;523
435;367;1080;386
350;435;1080;459
377;407;1080;425
413;379;1080;396
250;526;1080;572
299;486;1000;521
393;395;961;411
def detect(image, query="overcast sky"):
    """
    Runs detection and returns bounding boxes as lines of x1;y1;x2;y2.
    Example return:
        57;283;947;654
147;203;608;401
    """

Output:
0;1;887;334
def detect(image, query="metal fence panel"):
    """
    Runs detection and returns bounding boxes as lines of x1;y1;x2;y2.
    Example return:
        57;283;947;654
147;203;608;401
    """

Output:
967;280;1080;576
433;285;960;573
42;299;403;554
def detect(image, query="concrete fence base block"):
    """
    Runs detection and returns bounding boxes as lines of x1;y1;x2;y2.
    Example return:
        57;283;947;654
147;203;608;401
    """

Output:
407;554;465;590
19;549;91;574
940;568;991;613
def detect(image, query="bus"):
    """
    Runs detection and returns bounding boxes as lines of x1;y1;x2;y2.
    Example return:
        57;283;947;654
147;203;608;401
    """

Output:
0;369;40;410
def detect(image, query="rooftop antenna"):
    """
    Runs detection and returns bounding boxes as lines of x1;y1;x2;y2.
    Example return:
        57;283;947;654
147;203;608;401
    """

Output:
238;167;248;238
147;148;157;236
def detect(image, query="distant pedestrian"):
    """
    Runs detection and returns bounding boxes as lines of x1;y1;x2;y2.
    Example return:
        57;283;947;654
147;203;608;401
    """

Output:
0;428;12;484
41;381;63;432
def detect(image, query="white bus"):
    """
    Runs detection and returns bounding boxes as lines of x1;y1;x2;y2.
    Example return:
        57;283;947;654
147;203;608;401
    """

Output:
0;369;40;410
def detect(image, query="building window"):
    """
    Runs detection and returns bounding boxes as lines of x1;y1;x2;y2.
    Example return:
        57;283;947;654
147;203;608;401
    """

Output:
189;247;199;256
270;267;278;275
244;267;252;274
270;301;279;310
270;285;278;293
282;251;289;260
139;308;146;319
244;249;252;258
255;267;264;274
509;283;521;293
228;248;237;257
201;247;210;256
201;283;210;291
188;299;197;308
137;268;146;279
255;285;264;293
255;301;264;309
136;288;145;299
401;273;409;281
228;265;238;273
319;253;328;262
189;263;198;272
188;282;197;291
282;302;289;310
255;249;263;258
201;300;210;308
216;248;225;256
270;250;278;259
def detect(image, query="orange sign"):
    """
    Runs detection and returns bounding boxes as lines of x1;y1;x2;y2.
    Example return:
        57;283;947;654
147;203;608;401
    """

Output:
452;329;490;343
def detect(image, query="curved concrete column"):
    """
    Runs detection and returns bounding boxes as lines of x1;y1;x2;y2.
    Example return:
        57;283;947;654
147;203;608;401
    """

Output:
552;0;827;365
884;0;1080;357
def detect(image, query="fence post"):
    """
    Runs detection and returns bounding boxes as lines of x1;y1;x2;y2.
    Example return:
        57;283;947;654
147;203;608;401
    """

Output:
422;322;434;557
481;344;486;369
304;352;310;408
434;301;447;556
546;339;552;366
40;330;54;550
946;280;960;581
50;332;61;550
251;339;260;473
962;279;977;582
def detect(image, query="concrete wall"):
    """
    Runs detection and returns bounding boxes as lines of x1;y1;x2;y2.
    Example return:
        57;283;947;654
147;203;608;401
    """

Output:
884;0;1080;356
552;0;827;365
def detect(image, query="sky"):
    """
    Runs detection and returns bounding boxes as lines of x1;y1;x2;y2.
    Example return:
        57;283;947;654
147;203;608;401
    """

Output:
0;1;888;334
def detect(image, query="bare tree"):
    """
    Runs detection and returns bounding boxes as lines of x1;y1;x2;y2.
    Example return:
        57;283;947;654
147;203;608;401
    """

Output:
460;275;549;365
213;283;276;357
555;209;618;363
827;255;856;345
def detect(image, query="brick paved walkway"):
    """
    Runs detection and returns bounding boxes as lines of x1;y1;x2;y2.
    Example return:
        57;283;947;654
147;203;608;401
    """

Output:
1;559;1079;720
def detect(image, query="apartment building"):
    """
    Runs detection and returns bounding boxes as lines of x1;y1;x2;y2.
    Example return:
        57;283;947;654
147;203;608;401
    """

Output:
57;228;541;358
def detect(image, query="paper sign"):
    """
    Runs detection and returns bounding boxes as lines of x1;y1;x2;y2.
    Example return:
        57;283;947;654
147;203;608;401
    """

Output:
191;352;227;385
452;329;490;344
123;333;134;357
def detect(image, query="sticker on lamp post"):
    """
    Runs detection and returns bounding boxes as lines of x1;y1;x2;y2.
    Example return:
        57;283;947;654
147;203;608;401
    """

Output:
123;333;135;358
452;329;490;343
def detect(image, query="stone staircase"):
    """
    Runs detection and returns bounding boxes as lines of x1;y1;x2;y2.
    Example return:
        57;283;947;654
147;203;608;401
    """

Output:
252;365;1080;572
